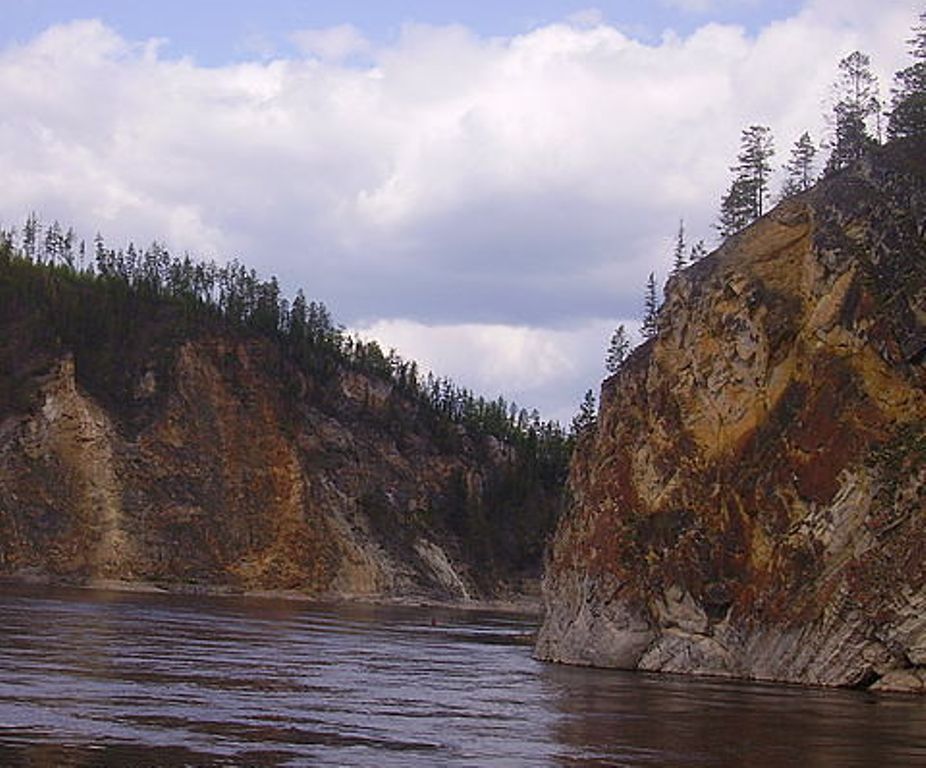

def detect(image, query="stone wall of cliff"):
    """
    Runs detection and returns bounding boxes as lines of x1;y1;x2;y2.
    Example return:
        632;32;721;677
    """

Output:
0;287;560;601
535;137;926;692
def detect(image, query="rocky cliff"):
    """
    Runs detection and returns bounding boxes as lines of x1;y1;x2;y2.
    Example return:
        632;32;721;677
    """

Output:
0;270;561;602
536;137;926;692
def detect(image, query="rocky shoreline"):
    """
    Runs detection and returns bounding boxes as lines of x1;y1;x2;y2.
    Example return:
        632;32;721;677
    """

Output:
534;139;926;695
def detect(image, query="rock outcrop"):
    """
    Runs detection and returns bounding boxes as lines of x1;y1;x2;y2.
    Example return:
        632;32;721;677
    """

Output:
536;137;926;692
0;315;558;601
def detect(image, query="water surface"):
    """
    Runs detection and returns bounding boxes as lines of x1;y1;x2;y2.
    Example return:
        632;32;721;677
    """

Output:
0;585;923;766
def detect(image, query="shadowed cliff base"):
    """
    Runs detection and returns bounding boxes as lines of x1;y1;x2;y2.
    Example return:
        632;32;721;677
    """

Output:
535;136;926;693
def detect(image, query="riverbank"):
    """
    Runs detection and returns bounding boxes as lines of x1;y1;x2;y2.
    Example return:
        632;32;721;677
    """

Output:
0;573;544;616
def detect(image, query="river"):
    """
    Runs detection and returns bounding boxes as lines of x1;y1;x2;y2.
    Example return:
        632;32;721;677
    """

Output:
0;585;923;766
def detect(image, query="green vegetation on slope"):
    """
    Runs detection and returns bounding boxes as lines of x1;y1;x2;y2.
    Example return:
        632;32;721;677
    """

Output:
0;225;570;586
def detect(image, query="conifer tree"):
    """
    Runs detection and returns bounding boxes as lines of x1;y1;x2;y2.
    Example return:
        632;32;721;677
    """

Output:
62;227;76;269
671;219;686;276
739;125;775;218
641;272;659;339
22;213;38;262
717;125;774;237
780;132;817;199
43;221;64;265
689;239;707;262
717;176;753;239
887;11;926;140
571;389;597;438
826;51;881;173
605;324;630;374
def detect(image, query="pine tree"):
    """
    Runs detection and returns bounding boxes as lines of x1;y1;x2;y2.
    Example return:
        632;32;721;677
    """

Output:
670;219;686;276
887;11;926;140
62;227;76;269
717;176;754;239
780;132;817;199
571;389;597;438
689;239;707;262
0;230;11;266
739;125;775;218
826;51;881;173
43;221;64;265
717;125;774;238
641;272;659;339
22;213;38;262
93;232;106;270
605;324;630;374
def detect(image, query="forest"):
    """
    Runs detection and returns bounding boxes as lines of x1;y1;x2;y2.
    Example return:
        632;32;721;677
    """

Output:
0;215;574;580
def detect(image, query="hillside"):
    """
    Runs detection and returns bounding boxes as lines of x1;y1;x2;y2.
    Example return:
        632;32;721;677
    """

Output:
535;136;926;692
0;240;567;601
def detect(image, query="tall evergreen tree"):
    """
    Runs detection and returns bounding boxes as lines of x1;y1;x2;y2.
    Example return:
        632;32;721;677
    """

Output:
21;213;38;262
717;176;754;239
739;125;775;218
780;132;818;199
670;219;686;276
689;239;707;262
887;11;926;140
641;272;659;339
43;221;64;265
571;389;597;438
61;227;76;269
717;125;774;237
605;324;630;374
826;51;881;173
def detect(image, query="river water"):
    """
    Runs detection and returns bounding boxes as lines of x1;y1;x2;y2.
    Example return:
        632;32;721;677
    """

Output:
0;585;923;767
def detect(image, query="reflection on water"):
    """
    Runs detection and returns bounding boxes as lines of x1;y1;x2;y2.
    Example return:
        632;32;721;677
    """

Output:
0;585;923;767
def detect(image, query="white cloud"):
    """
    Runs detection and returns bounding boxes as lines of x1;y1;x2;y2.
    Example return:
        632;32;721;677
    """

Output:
290;24;370;61
238;33;277;61
660;0;760;13
354;318;633;424
0;3;915;418
662;0;720;12
566;8;607;28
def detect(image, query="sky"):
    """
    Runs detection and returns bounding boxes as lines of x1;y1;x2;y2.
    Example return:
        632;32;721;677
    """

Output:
0;0;919;423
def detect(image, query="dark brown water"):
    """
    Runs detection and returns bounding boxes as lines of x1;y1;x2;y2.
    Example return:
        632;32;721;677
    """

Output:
0;585;924;767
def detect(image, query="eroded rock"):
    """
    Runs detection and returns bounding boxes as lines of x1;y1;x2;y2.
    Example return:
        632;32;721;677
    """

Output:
536;138;926;690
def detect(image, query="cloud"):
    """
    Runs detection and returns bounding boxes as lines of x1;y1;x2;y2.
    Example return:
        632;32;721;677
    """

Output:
566;9;607;28
660;0;759;13
662;0;721;12
238;32;278;61
0;4;915;419
290;24;370;61
353;318;633;424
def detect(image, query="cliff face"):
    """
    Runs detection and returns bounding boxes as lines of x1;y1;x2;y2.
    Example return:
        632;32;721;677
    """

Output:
536;138;926;692
0;319;557;601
